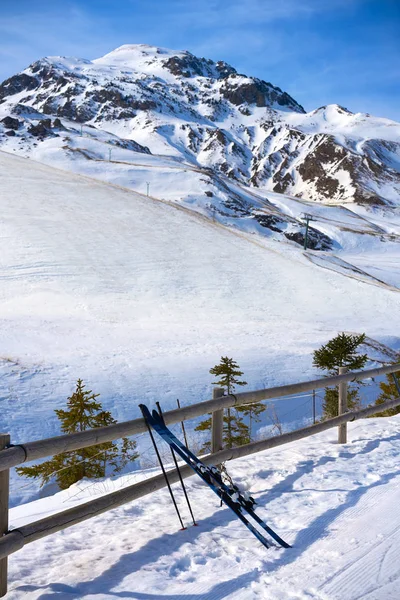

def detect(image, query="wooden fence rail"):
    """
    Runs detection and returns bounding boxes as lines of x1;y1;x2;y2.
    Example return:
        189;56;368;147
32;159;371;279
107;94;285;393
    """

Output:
1;362;399;473
1;395;399;565
0;362;399;596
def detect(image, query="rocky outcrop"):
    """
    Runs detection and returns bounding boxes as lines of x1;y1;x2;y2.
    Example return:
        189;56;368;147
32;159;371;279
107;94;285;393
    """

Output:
253;212;333;250
221;77;304;112
284;228;332;251
0;73;39;101
163;53;236;79
1;116;21;130
28;119;54;139
297;137;346;198
253;214;286;232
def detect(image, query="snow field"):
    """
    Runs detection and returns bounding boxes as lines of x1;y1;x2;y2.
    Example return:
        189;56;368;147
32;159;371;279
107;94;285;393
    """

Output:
4;120;400;290
1;149;400;506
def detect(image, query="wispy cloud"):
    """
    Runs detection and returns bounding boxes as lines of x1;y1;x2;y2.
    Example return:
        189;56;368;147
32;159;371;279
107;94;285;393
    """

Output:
140;0;364;29
0;3;120;77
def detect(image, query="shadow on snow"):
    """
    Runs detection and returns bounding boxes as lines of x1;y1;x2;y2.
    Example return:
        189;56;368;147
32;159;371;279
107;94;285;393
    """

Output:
13;432;400;598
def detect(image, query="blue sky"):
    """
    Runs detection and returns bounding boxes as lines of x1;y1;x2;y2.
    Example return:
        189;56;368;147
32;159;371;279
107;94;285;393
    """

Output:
1;0;399;119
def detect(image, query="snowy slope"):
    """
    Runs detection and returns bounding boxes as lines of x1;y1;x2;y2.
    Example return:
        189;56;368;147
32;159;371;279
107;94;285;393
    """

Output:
0;44;399;206
1;149;400;505
2;117;399;265
6;415;400;599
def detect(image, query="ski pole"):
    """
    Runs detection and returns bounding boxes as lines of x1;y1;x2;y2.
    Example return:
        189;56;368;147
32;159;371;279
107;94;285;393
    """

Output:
176;399;190;449
140;405;186;530
156;402;197;527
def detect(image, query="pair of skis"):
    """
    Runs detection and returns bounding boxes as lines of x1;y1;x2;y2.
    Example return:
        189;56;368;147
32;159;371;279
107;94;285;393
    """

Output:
139;404;290;549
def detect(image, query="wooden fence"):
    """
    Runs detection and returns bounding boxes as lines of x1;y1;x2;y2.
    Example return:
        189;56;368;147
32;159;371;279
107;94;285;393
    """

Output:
1;362;399;596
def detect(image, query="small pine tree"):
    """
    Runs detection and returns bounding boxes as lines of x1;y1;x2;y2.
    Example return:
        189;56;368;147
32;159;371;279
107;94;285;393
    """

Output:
209;356;248;395
313;333;367;420
54;379;101;433
16;380;139;489
196;357;255;451
373;370;400;417
313;333;367;375
208;357;266;441
210;356;248;449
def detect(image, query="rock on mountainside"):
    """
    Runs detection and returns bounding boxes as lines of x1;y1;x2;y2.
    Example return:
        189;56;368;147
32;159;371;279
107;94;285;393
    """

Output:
0;44;400;207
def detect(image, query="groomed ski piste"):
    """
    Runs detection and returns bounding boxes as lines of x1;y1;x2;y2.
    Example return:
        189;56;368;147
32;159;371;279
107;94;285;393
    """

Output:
7;415;400;599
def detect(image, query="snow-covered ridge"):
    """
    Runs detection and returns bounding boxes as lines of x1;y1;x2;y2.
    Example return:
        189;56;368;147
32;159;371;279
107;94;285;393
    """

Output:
2;42;399;208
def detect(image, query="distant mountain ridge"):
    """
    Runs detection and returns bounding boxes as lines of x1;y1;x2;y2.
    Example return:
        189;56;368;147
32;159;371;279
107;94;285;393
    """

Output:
0;43;400;207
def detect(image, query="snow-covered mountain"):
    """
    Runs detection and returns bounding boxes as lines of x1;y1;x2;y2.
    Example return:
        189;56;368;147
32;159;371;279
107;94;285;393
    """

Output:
1;44;400;207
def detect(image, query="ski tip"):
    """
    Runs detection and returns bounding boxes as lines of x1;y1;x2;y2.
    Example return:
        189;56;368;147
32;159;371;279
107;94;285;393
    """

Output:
139;404;152;419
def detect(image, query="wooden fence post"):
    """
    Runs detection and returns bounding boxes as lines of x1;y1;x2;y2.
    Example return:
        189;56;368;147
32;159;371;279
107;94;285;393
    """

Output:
0;434;10;598
312;389;316;424
211;388;224;453
338;367;348;443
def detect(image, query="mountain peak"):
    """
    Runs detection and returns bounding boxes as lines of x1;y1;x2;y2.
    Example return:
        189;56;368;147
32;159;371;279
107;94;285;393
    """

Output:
312;104;353;116
93;44;237;81
93;43;185;67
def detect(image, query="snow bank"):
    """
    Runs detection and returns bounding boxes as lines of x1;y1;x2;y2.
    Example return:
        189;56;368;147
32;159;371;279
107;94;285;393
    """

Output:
7;415;400;599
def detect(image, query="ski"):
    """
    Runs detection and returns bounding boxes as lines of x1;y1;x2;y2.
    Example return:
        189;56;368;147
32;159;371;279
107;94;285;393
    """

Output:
139;404;290;549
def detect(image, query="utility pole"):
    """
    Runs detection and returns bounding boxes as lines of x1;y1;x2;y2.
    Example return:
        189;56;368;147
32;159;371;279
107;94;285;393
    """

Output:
146;182;150;197
301;213;314;250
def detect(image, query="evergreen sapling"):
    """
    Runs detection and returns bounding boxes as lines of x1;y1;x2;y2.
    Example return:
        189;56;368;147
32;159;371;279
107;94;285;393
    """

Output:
196;357;265;450
16;379;138;489
313;333;367;419
373;369;400;417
